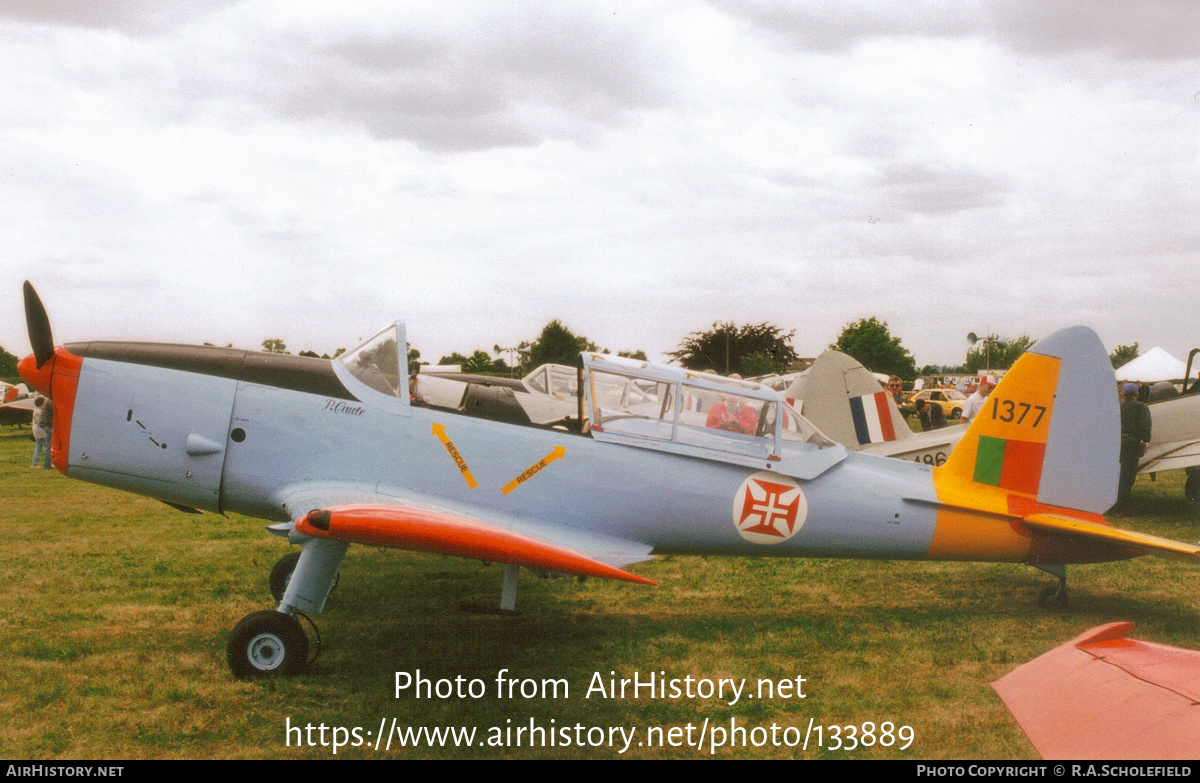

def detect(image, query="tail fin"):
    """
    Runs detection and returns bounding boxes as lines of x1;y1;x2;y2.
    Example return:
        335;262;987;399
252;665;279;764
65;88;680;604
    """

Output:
784;351;913;450
935;326;1119;515
931;326;1200;564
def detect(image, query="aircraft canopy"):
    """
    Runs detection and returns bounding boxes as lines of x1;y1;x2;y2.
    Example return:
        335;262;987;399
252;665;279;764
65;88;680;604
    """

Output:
582;353;834;469
338;323;406;398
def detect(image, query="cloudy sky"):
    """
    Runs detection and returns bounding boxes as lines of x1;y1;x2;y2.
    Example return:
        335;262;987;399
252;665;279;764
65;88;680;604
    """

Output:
2;0;1198;370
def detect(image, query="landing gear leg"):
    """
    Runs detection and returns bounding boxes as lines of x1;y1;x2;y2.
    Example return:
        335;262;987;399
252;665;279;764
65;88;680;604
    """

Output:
270;550;339;603
460;564;521;616
228;538;348;678
1034;563;1068;609
500;564;520;612
1185;469;1199;505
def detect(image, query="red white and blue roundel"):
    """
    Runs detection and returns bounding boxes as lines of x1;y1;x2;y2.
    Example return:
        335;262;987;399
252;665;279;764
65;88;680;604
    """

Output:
732;472;807;545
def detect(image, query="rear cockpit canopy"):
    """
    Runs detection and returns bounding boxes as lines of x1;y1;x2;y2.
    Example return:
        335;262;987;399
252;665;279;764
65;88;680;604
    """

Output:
582;353;834;468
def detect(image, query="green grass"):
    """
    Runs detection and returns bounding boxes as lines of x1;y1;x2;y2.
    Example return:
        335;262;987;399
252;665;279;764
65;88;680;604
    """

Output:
1;426;1197;759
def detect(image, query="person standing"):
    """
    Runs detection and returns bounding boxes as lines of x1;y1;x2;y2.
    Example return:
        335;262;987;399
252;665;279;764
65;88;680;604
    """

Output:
914;398;947;431
30;396;53;469
1112;383;1151;514
960;375;996;425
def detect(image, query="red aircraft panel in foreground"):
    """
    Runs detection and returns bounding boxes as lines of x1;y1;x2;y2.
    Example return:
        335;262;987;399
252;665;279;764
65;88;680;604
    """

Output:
992;622;1200;759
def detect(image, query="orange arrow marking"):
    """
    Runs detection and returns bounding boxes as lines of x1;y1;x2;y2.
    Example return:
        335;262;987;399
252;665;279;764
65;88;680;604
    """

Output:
431;422;478;489
501;446;567;496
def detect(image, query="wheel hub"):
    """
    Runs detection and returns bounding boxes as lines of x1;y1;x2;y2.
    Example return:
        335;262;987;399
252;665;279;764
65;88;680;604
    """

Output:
247;632;286;670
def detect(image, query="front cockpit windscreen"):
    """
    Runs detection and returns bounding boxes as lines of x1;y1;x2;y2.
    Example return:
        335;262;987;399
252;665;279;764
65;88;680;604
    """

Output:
339;324;402;397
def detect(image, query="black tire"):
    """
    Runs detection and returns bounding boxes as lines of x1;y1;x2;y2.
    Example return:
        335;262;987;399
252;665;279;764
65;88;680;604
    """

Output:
227;610;309;678
269;551;302;602
950;408;962;420
1185;471;1199;504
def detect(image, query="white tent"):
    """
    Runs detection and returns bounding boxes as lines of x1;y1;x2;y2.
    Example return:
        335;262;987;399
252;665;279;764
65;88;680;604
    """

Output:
1114;346;1195;382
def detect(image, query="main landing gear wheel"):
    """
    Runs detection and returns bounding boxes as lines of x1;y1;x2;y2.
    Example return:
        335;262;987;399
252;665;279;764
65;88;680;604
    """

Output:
227;610;309;678
269;551;302;602
269;551;338;603
1038;584;1069;609
1185;471;1199;504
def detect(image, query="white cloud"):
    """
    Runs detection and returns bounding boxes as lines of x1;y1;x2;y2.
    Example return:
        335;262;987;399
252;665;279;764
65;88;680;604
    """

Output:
1;1;1198;369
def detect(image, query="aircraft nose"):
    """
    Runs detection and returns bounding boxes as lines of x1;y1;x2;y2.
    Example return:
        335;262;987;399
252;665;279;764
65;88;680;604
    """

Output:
17;352;51;397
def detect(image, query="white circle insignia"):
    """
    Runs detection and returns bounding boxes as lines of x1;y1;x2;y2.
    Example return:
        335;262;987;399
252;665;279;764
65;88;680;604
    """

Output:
732;472;807;545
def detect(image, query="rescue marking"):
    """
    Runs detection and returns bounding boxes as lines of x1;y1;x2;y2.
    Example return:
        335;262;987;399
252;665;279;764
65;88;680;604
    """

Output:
431;422;478;489
501;446;567;496
732;472;807;545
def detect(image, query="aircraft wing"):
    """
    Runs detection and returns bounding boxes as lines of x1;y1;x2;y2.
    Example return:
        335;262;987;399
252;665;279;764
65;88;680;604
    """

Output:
1139;438;1200;474
992;623;1200;759
1021;512;1200;563
275;483;656;585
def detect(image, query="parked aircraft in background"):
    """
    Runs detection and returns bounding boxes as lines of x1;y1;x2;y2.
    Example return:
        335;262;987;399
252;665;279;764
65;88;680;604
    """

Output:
0;381;38;426
19;282;1200;678
1134;372;1200;502
414;362;580;430
779;351;966;468
784;352;1200;507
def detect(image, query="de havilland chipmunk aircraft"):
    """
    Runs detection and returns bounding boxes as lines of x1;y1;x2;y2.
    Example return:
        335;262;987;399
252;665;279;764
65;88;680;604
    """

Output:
18;282;1200;678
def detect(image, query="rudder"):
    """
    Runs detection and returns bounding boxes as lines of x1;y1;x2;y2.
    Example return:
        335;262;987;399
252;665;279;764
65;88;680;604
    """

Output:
936;326;1118;515
784;350;913;450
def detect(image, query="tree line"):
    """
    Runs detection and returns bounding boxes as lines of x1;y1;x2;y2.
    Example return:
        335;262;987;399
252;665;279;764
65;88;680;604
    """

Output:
0;323;1145;387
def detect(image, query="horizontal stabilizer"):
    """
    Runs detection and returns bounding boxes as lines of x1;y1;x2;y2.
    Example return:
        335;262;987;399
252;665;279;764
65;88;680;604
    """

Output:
295;503;656;586
1022;512;1200;563
993;623;1200;759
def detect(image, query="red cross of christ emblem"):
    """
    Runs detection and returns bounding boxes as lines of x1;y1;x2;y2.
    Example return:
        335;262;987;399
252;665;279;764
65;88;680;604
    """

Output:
734;474;806;544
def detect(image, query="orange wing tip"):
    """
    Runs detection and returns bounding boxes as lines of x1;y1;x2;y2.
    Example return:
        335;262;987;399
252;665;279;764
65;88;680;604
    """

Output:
297;505;656;586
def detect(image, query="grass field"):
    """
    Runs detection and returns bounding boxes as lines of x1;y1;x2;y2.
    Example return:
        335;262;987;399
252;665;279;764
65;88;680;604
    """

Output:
2;424;1197;759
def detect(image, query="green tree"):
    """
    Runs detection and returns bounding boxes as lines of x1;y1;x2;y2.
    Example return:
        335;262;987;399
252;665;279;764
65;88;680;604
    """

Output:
527;320;599;368
462;350;497;374
1109;342;1139;369
829;317;917;380
919;363;967;377
261;338;289;354
964;333;1034;373
0;345;18;384
741;351;780;378
618;350;648;361
668;322;798;376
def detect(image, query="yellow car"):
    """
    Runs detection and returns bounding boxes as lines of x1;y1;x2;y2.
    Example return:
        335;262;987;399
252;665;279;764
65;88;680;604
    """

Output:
903;388;967;420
